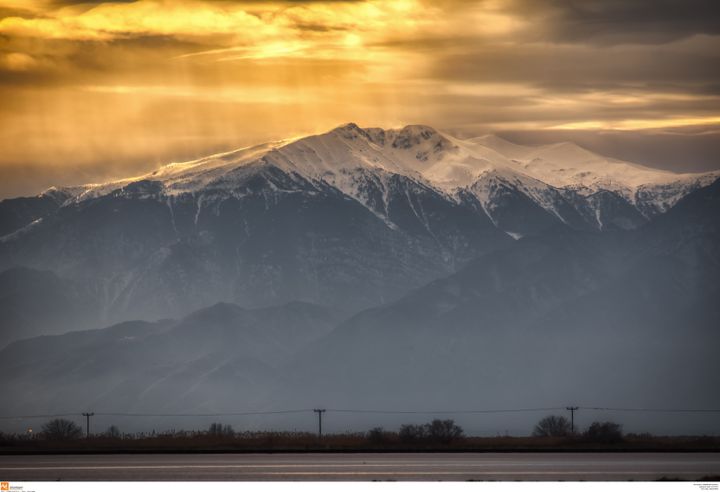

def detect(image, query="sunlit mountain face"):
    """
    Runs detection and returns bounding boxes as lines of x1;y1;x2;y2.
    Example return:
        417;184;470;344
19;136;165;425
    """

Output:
0;123;716;334
0;1;719;436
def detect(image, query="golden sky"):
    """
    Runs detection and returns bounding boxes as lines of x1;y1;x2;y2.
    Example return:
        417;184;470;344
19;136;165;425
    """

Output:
1;0;719;197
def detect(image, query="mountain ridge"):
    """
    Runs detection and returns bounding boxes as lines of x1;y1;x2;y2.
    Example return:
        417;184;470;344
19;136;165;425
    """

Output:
12;123;716;229
0;124;718;342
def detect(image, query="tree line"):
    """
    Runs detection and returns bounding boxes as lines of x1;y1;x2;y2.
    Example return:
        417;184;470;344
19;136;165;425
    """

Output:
4;415;626;444
533;415;624;442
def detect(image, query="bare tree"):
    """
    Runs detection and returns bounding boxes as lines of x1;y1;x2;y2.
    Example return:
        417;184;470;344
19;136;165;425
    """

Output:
425;419;464;443
105;425;121;439
584;421;623;443
398;424;426;443
41;419;83;440
533;415;571;437
366;427;389;444
208;423;235;437
399;420;464;444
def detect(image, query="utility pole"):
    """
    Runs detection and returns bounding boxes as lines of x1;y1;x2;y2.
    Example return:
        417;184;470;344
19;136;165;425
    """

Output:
313;409;326;439
566;406;578;435
82;412;94;439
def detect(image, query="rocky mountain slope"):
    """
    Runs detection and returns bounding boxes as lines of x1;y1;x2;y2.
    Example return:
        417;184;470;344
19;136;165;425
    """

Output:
0;301;337;417
1;179;718;434
0;123;717;342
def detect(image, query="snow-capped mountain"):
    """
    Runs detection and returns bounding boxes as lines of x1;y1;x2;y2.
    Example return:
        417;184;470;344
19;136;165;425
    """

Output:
43;122;717;233
0;123;717;339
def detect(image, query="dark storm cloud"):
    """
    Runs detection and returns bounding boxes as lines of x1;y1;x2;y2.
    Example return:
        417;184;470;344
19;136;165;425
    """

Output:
1;0;719;199
0;34;212;88
506;0;720;45
0;7;36;19
429;41;720;91
290;22;350;32
50;0;132;2
42;0;137;7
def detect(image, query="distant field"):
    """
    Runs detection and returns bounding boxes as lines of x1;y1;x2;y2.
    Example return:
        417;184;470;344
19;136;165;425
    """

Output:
2;433;719;454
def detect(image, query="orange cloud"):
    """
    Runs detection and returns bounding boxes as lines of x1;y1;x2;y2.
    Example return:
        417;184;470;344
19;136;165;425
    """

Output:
0;0;718;197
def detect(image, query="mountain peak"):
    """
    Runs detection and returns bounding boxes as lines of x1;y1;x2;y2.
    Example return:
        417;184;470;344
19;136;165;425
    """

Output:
533;141;601;163
328;123;443;146
330;122;368;140
37;122;716;211
398;124;438;135
389;125;441;149
39;185;85;204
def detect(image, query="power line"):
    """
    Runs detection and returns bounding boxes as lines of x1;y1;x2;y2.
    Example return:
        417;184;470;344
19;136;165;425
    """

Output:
326;407;565;415
0;410;311;420
0;413;81;420
580;406;720;413
2;406;720;421
95;409;314;418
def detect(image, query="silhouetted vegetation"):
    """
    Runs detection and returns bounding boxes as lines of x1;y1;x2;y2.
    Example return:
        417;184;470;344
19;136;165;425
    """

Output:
583;421;623;443
41;419;83;441
366;427;391;445
0;419;717;453
398;424;425;443
208;423;235;437
532;415;571;437
105;425;121;439
426;419;464;443
398;420;464;444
